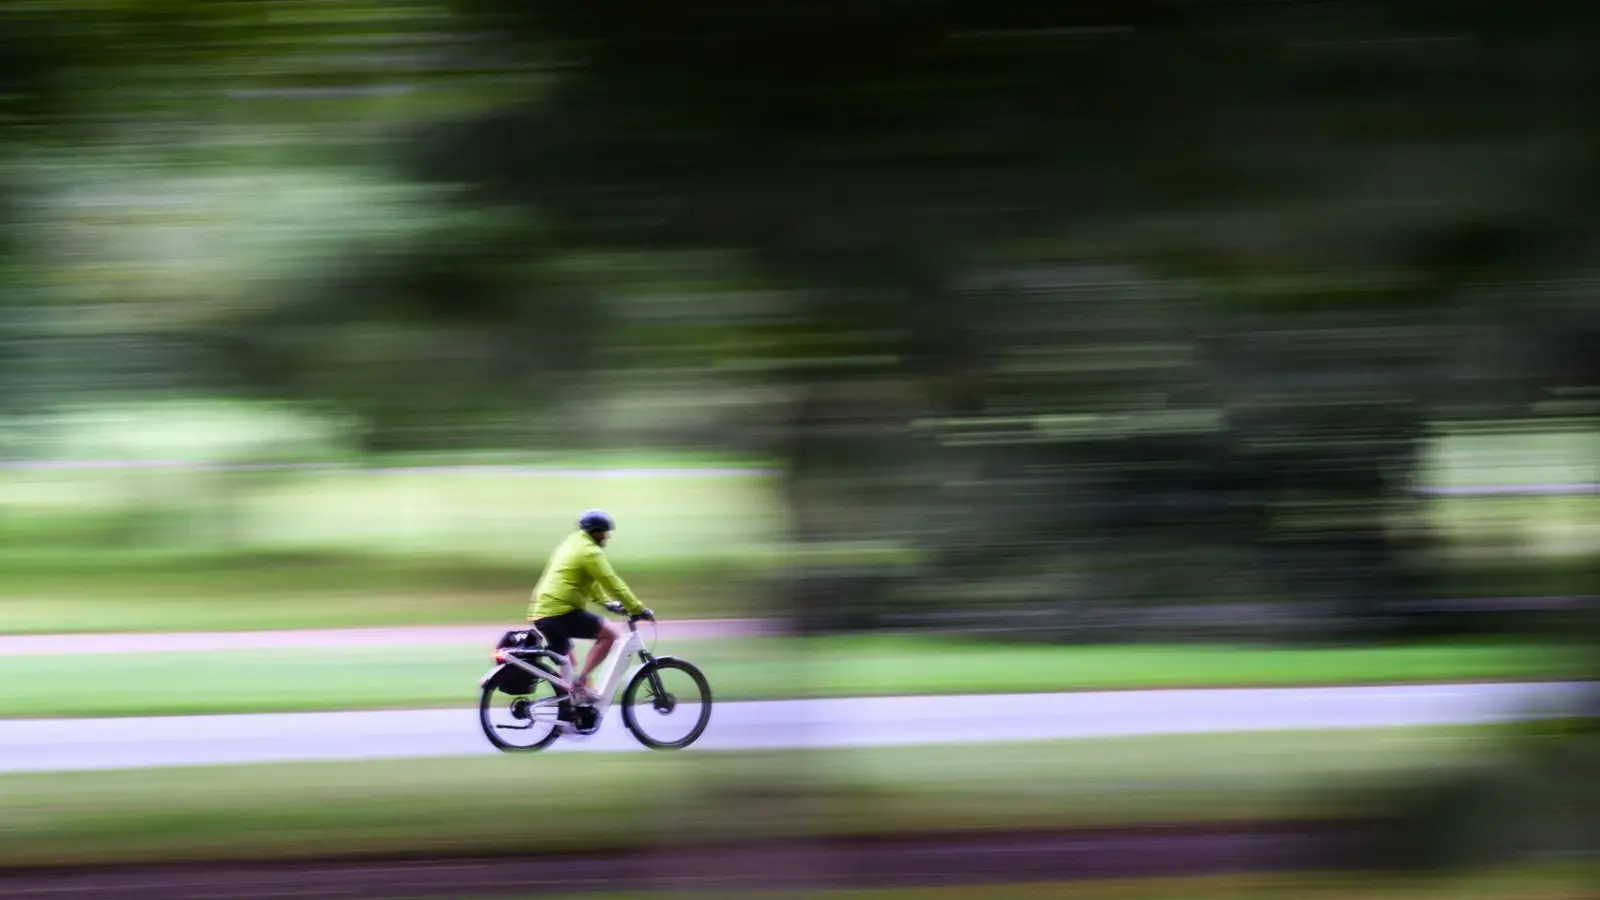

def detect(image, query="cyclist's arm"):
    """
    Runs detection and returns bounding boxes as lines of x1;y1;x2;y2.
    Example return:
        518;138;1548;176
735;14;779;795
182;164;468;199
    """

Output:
582;547;646;615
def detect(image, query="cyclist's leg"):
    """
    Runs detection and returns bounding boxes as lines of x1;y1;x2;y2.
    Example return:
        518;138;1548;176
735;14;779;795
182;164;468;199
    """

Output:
567;611;620;691
529;616;573;662
533;610;607;692
530;615;578;721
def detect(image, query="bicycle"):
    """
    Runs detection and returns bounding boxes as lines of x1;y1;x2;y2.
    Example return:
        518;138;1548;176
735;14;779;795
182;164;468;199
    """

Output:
478;602;713;752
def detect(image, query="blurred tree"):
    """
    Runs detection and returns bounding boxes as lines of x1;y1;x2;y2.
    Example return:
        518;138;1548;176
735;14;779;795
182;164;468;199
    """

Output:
406;0;1600;639
197;211;620;452
404;0;1600;869
3;0;1596;642
0;0;1592;871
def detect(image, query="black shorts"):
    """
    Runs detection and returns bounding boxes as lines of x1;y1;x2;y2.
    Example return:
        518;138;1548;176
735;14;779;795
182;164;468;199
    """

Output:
531;609;604;657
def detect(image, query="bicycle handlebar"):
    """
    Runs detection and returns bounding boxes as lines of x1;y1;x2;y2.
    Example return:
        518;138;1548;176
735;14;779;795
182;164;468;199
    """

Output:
602;601;654;625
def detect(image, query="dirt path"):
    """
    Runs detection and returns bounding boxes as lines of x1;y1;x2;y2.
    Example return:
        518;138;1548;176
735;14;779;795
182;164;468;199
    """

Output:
0;820;1374;899
0;618;784;656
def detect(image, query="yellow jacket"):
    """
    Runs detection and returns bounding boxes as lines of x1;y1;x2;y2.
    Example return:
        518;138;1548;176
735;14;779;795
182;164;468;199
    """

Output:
527;530;645;620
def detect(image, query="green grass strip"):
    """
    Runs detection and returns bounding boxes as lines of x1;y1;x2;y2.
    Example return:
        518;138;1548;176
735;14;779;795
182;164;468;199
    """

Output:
0;637;1579;718
493;866;1600;900
0;728;1505;867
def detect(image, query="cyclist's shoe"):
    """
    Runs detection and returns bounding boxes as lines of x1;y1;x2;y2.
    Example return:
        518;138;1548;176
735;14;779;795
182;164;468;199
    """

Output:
571;679;598;705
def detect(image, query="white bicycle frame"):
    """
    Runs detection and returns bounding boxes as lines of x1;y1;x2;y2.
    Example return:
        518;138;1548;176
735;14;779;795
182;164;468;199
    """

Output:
483;619;653;726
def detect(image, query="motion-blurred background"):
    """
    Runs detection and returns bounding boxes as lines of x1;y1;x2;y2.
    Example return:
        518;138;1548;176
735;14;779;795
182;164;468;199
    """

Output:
0;1;1596;898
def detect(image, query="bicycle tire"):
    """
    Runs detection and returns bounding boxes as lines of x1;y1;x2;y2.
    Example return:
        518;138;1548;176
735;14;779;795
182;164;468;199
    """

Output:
479;666;563;752
620;658;713;751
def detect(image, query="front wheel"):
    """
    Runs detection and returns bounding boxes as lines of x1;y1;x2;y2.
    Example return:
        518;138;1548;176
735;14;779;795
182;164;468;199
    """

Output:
621;658;713;750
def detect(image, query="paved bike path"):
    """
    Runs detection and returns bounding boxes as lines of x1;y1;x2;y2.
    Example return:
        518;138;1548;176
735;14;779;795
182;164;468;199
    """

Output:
0;682;1585;775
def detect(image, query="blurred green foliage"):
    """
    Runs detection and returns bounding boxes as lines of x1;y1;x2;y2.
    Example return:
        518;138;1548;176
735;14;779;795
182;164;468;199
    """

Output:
0;728;1505;866
1;0;1598;871
0;637;1568;717
4;0;1600;642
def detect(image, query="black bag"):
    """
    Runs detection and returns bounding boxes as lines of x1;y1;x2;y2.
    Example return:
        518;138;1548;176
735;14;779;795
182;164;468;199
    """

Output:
496;628;544;650
493;629;544;695
497;664;536;695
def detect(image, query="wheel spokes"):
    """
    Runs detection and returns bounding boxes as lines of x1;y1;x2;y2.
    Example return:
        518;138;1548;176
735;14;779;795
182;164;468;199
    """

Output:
482;683;562;749
629;665;708;746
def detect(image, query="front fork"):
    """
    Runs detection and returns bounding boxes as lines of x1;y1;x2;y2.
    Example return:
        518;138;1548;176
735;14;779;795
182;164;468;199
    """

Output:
637;651;673;713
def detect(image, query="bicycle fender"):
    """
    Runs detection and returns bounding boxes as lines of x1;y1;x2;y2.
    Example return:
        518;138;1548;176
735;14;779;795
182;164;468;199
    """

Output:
479;664;507;688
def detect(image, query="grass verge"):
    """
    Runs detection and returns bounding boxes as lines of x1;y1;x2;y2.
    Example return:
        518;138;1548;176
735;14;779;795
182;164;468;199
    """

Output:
0;554;766;633
0;728;1506;867
3;550;1596;634
0;637;1581;718
0;464;782;570
500;866;1600;900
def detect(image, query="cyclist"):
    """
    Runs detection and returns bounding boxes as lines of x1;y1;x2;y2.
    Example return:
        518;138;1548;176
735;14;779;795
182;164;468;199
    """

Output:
527;510;653;718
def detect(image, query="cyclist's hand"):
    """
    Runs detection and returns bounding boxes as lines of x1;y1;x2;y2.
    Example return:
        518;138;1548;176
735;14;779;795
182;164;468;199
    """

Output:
603;601;626;615
636;608;655;621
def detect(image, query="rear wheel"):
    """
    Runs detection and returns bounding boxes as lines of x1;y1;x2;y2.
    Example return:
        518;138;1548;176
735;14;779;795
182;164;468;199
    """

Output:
479;664;563;752
621;658;712;750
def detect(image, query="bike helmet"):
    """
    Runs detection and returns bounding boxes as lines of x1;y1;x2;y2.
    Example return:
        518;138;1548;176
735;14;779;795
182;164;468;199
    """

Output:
578;509;615;534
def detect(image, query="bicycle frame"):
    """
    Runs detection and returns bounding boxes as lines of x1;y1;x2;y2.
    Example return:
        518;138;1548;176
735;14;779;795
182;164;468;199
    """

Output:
483;620;655;723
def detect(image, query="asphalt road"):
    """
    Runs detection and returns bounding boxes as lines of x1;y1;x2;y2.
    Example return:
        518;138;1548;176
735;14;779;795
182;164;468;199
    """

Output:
0;682;1585;775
